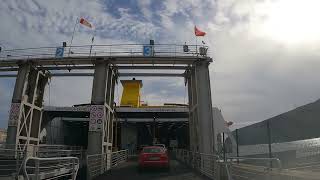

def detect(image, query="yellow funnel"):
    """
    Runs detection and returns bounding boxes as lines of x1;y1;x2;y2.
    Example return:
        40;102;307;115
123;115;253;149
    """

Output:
120;79;143;107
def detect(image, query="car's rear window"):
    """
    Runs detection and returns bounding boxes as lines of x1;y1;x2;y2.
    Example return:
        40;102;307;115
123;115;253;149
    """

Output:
143;147;162;153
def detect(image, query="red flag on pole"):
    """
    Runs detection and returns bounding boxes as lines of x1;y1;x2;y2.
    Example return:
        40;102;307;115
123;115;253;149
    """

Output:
194;26;206;36
79;18;92;28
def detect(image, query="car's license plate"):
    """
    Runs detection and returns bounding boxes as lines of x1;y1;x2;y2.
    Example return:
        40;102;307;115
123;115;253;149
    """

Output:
149;157;160;160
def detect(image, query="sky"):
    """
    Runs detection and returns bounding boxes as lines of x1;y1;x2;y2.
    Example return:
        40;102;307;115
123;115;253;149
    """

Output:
1;0;320;130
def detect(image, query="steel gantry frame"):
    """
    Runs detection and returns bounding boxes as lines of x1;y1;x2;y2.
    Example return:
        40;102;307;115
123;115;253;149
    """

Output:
0;44;215;161
6;64;49;153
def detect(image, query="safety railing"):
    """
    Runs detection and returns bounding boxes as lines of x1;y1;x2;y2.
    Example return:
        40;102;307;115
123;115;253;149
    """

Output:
173;149;219;179
0;44;209;60
224;163;233;180
174;149;284;180
0;144;84;179
24;156;79;180
225;156;282;180
87;149;128;179
0;148;26;179
127;148;137;157
1;144;84;158
86;153;107;179
227;156;282;170
37;144;82;151
111;150;128;167
36;145;84;159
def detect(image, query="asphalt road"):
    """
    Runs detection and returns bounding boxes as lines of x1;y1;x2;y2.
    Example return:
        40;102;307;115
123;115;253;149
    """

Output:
95;158;210;180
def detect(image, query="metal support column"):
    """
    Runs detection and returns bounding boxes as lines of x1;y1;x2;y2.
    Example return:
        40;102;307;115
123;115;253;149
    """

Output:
105;68;113;146
223;133;226;162
88;62;109;155
194;60;215;154
189;67;200;152
6;64;48;151
267;120;273;168
236;129;239;164
6;64;30;146
187;74;194;151
108;72;117;145
153;116;156;144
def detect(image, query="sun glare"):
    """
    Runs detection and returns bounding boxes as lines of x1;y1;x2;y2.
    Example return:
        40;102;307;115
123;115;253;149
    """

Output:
255;0;320;44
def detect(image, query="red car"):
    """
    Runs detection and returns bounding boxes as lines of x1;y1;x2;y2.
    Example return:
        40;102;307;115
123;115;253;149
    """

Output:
138;146;169;171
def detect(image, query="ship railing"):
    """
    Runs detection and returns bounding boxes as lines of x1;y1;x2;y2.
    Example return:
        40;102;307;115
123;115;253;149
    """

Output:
225;156;282;180
226;156;282;170
173;149;283;180
173;149;219;179
36;145;84;159
0;144;84;158
0;148;26;179
0;144;84;179
86;149;128;179
24;156;79;180
111;150;128;167
0;44;210;60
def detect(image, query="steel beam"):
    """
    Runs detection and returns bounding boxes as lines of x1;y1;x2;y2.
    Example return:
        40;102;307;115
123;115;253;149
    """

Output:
194;61;214;154
108;72;117;143
88;62;109;155
187;71;196;151
0;56;212;68
105;68;113;144
6;64;48;149
6;64;30;146
39;66;95;70
117;66;188;70
0;73;185;77
50;73;94;77
191;67;200;152
0;65;187;72
0;73;95;77
91;64;109;107
119;73;184;77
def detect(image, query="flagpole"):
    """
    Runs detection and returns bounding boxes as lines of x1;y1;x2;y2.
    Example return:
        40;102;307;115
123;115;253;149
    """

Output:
195;26;198;55
196;36;198;55
89;28;96;57
69;17;79;56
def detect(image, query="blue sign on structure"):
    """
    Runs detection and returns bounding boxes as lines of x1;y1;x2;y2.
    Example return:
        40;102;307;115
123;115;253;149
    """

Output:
143;45;153;56
55;47;64;58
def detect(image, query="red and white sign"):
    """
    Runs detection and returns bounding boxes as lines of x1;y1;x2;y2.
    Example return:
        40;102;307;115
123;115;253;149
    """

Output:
8;103;21;126
89;105;105;132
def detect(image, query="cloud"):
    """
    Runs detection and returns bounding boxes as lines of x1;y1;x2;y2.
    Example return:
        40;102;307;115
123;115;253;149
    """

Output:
1;0;320;132
0;0;160;47
210;28;320;129
137;0;152;20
